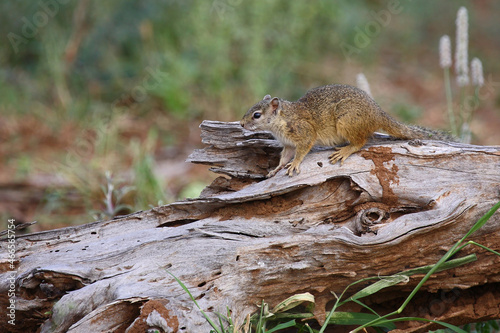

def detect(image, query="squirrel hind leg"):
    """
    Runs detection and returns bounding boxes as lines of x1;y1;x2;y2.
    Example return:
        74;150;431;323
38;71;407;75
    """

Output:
330;116;371;165
329;140;366;165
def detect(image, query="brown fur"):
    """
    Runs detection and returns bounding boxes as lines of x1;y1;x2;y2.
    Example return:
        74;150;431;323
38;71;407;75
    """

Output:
240;84;453;177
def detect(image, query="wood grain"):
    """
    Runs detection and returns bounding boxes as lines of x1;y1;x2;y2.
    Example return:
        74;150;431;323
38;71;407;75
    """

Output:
1;121;500;332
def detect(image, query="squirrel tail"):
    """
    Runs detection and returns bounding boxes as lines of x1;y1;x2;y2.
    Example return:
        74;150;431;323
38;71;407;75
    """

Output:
381;115;455;141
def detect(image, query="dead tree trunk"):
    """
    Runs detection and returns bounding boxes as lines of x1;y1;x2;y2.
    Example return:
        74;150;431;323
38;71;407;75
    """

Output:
1;120;500;333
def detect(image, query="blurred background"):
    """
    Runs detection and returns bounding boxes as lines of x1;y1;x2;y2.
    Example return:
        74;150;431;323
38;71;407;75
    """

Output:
1;0;499;231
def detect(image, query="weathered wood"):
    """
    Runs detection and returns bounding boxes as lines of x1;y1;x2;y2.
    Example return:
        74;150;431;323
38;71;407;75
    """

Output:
186;121;281;179
1;120;500;333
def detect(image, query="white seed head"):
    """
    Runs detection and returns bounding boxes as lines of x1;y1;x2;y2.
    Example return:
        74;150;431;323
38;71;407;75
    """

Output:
439;35;452;68
356;73;372;98
455;6;469;86
471;57;484;87
456;74;469;87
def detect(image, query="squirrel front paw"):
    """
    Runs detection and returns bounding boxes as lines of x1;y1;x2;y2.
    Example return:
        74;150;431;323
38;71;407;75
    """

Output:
266;165;284;178
285;162;300;176
266;170;278;178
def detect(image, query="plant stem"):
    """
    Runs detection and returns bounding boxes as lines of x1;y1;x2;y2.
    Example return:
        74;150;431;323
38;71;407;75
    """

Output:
458;86;467;141
350;201;500;333
443;67;457;136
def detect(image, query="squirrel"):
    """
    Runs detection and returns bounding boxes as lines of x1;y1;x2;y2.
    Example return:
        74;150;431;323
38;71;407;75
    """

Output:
240;84;453;178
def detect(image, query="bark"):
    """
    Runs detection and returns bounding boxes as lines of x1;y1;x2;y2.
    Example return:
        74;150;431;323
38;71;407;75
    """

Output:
1;120;500;333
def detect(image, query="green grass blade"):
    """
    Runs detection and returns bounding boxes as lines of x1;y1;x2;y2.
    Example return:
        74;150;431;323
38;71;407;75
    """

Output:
256;300;265;333
271;292;315;313
396;254;477;277
386;317;467;333
226;306;234;328
322;275;401;333
351;299;380;317
318;307;335;333
351;201;500;332
272;312;313;320
215;312;226;332
266;320;297;332
348;275;409;302
462;201;500;239
489;319;500;330
456;241;500;257
166;270;222;333
304;323;315;333
325;312;396;329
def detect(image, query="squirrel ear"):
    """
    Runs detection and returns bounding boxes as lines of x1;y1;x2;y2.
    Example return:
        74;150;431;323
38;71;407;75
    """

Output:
263;94;272;101
270;97;280;114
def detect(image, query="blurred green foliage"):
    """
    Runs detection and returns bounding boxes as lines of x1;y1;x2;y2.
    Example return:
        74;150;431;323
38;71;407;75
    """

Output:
131;128;169;209
1;0;499;224
2;0;497;121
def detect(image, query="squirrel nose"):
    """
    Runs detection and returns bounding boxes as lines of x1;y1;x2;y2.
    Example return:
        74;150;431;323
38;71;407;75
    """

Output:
240;121;244;128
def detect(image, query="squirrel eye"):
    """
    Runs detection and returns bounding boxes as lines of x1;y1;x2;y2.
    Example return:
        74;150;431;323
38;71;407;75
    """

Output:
253;112;261;119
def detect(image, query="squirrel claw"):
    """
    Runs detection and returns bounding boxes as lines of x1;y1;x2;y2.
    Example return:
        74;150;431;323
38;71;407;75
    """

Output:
266;165;285;178
329;149;347;165
266;169;278;178
328;151;342;165
285;162;300;176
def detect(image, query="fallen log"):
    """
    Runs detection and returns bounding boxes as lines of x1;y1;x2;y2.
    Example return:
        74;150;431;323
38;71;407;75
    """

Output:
1;120;500;332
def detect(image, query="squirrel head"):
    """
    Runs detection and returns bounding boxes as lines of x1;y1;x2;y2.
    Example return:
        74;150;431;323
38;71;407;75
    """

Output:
240;95;282;131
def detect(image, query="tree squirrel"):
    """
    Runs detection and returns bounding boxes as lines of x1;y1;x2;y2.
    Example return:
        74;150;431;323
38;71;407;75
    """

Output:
240;84;452;178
